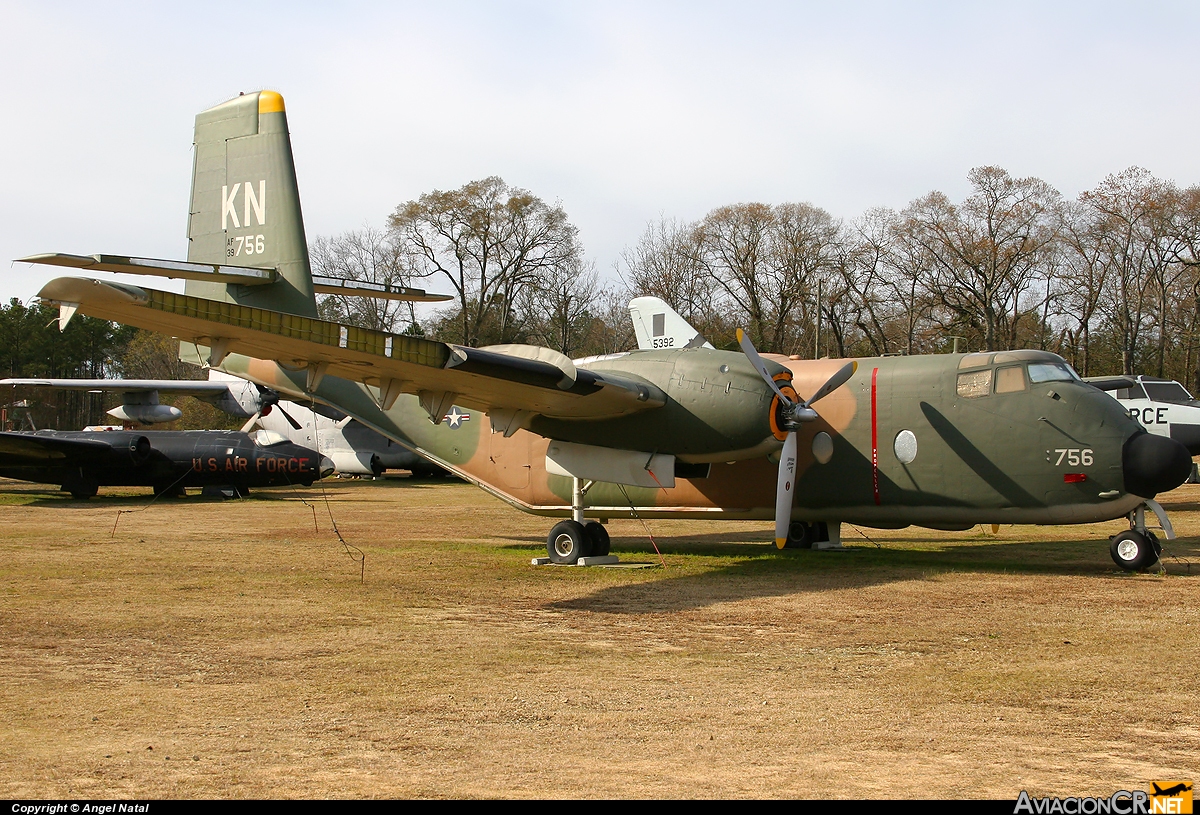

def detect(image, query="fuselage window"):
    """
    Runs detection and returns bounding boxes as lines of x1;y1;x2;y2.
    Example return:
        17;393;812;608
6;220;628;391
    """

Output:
1027;362;1079;384
1115;384;1147;400
956;369;992;398
995;365;1027;393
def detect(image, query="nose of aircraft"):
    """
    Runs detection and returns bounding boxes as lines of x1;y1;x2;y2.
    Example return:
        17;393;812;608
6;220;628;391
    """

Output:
319;455;336;479
1123;432;1193;498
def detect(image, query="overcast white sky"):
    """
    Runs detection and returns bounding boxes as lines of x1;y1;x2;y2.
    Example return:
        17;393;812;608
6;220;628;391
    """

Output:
3;1;1198;305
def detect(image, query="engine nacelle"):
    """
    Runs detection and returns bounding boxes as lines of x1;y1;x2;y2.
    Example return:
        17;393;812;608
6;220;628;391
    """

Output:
328;450;382;476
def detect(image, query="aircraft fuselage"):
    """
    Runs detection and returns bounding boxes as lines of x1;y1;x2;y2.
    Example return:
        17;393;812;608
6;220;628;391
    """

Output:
221;346;1175;529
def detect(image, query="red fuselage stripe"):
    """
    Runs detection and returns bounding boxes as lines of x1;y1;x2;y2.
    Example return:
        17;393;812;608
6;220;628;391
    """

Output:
871;366;880;505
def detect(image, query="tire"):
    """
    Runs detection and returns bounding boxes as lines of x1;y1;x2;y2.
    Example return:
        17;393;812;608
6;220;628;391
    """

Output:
63;479;98;500
547;520;593;564
784;521;812;550
152;483;185;498
585;522;610;556
1109;530;1159;571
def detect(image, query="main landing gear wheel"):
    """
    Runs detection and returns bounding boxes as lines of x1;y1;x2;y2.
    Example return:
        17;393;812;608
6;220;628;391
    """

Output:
784;521;812;550
547;520;594;564
585;522;610;556
63;480;98;500
1109;530;1160;571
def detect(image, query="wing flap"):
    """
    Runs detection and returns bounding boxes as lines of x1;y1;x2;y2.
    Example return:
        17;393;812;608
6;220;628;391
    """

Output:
36;277;664;420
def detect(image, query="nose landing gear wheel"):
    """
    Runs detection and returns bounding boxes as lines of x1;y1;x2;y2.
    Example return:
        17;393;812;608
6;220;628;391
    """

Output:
547;520;593;564
585;521;610;556
1109;530;1160;571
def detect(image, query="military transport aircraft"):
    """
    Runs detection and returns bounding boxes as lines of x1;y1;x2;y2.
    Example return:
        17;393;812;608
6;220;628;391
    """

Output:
0;427;332;499
18;90;1195;570
1;371;448;478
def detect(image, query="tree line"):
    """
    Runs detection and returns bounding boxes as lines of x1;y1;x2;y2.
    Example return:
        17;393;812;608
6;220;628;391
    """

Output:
316;167;1200;391
0;301;233;430
6;163;1200;430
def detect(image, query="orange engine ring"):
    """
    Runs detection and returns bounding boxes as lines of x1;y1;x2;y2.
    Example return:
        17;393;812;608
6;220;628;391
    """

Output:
769;373;798;441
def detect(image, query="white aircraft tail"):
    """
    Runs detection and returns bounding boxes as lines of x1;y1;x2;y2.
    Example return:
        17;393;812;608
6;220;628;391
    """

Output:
628;296;713;351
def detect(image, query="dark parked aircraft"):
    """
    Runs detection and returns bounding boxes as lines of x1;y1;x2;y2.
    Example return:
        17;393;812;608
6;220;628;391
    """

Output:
0;428;333;499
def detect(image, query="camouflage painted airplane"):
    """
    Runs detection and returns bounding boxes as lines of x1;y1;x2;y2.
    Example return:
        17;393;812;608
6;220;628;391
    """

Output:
19;90;1195;571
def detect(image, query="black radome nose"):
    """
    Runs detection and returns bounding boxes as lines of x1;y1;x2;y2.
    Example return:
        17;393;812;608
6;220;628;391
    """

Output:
1123;432;1193;498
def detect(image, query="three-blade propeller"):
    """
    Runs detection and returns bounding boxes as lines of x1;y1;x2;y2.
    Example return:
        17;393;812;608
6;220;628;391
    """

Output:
736;329;857;548
239;385;303;434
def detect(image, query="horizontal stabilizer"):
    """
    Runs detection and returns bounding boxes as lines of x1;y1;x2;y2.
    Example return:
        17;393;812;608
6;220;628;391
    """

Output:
312;275;452;303
19;253;277;286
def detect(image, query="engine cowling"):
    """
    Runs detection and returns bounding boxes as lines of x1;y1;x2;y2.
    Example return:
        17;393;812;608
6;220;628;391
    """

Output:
328;450;382;476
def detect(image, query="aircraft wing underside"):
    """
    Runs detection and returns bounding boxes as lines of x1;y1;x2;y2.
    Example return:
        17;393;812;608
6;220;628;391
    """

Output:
37;277;666;423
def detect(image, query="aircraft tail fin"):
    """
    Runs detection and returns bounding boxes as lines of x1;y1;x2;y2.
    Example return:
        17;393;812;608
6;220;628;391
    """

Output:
184;91;317;318
628;296;713;351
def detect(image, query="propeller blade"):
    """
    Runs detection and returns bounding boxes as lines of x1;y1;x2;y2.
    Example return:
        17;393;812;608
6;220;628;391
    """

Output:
277;404;303;431
736;328;792;404
802;360;858;407
239;411;261;434
774;431;798;549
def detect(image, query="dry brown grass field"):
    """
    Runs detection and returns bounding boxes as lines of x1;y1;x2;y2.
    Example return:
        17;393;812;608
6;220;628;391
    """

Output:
0;475;1197;799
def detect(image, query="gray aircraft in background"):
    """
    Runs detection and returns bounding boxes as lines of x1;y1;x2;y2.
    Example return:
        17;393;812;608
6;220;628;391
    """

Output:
0;370;448;478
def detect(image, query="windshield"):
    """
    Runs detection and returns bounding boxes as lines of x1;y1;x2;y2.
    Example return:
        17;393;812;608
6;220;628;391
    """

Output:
1143;382;1194;403
254;429;291;447
1027;362;1080;384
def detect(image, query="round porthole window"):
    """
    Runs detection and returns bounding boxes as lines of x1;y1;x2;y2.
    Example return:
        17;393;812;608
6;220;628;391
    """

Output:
811;431;833;464
894;430;917;464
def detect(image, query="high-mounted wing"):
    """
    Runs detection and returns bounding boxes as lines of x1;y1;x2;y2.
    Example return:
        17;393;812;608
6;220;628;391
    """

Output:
36;277;666;423
1083;376;1138;392
0;378;236;395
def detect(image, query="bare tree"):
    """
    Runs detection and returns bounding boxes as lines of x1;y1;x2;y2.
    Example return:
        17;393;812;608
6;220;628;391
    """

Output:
311;224;418;333
522;258;602;357
1081;167;1180;375
389;177;581;347
619;217;712;329
900;166;1062;352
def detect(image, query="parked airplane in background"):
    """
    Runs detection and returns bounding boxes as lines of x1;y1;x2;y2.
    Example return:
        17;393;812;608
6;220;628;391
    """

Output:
20;90;1195;571
0;427;331;499
1108;375;1200;455
1;371;448;478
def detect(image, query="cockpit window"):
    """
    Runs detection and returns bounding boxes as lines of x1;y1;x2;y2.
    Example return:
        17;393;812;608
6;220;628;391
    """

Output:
1027;362;1080;383
254;429;291;447
995;366;1027;393
956;369;992;398
1143;382;1194;403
